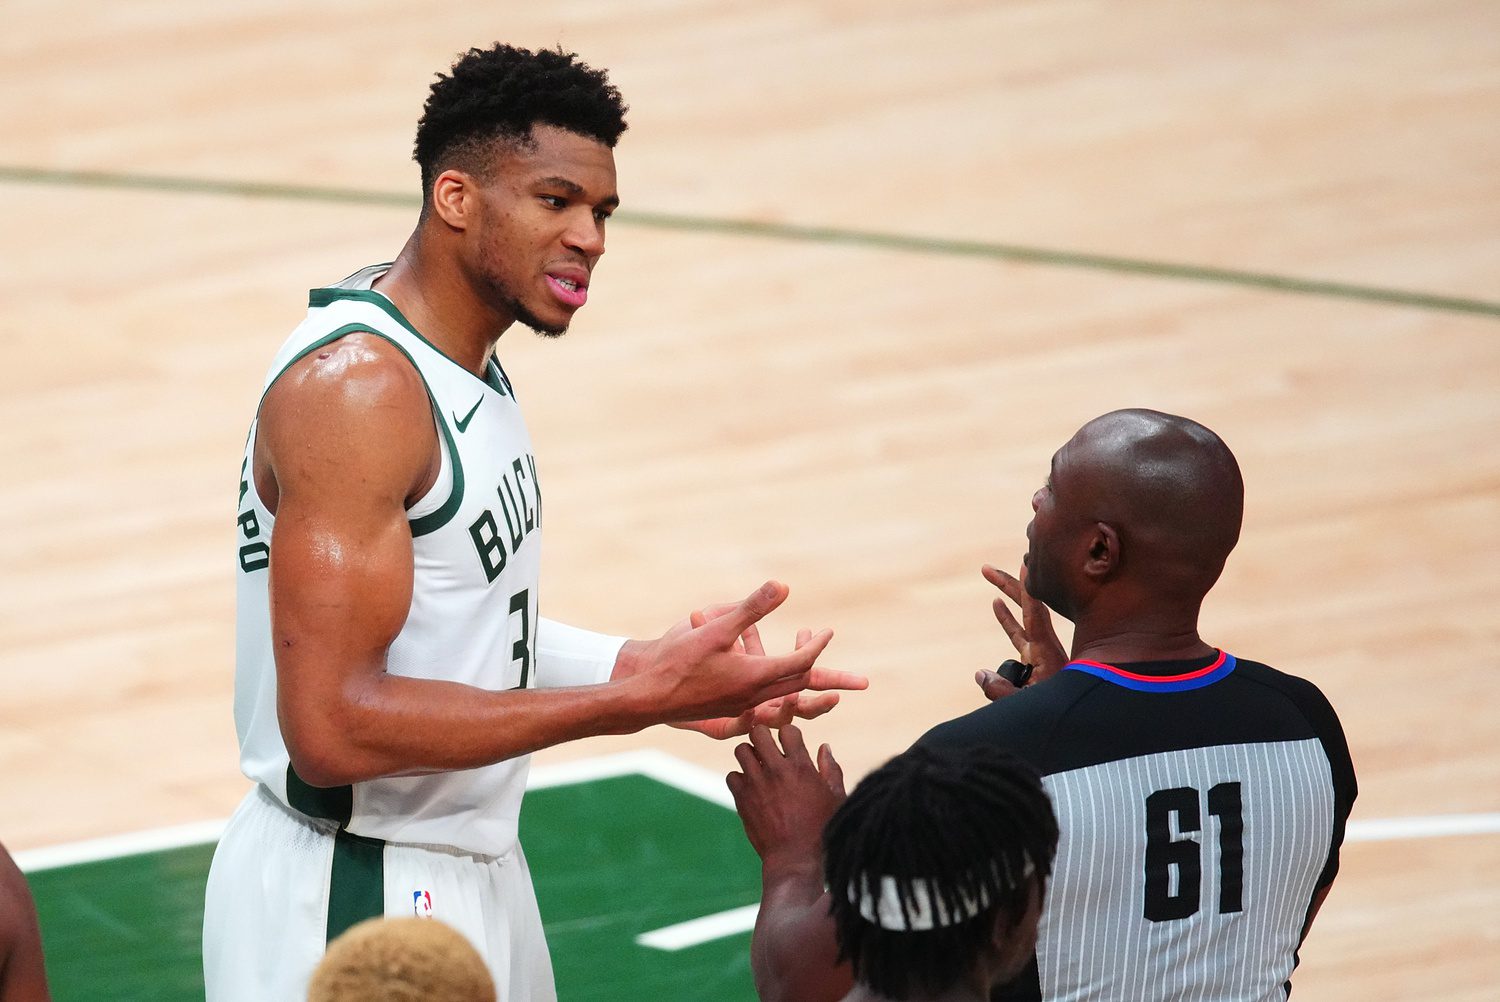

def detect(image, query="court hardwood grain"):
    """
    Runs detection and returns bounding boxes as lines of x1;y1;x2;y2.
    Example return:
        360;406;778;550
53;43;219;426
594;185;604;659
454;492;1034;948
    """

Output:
1;3;1496;998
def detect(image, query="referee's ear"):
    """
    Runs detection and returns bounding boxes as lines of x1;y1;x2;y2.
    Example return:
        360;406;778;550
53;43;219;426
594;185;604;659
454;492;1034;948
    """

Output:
1082;521;1120;580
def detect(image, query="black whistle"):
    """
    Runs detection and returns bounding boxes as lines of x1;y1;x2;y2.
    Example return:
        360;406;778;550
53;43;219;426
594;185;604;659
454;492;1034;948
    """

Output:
995;659;1034;687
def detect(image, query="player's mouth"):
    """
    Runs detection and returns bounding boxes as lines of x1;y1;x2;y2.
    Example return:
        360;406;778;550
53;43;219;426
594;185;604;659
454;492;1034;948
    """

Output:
545;271;589;309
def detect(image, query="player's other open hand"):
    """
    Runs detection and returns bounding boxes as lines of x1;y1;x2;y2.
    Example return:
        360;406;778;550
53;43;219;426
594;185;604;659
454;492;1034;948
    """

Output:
616;582;867;734
675;622;866;740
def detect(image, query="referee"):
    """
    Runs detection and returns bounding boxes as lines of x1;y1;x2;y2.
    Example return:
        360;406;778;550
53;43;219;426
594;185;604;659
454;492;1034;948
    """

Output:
732;409;1356;1002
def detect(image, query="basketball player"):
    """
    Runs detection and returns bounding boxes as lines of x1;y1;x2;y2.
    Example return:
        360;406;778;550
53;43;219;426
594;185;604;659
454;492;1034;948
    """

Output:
203;44;864;1002
0;840;50;1001
732;732;1058;1002
732;409;1356;1002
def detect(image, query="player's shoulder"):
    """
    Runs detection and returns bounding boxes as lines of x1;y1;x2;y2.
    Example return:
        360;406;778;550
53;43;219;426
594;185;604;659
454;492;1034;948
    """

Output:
260;332;432;447
270;331;426;408
257;331;437;498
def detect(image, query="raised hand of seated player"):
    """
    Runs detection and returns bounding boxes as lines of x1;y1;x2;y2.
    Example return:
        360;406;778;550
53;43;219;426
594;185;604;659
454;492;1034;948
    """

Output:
726;724;846;869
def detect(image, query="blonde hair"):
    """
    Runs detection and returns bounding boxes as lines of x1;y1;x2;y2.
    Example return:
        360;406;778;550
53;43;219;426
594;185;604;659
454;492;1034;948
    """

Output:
307;917;496;1002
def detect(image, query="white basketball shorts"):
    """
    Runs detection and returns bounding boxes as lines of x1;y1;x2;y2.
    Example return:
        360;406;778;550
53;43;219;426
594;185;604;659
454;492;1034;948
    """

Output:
203;785;555;1001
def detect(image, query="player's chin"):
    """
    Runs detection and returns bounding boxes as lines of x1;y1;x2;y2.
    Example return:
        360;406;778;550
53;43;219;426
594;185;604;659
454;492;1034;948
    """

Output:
516;302;573;338
528;321;571;339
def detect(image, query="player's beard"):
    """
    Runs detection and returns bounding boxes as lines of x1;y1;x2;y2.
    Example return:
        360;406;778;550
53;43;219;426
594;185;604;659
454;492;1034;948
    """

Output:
475;247;570;338
492;280;569;338
513;298;568;338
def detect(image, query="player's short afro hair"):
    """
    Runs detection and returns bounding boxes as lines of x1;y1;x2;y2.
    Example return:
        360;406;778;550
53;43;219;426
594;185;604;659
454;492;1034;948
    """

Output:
307;917;495;1002
413;44;628;197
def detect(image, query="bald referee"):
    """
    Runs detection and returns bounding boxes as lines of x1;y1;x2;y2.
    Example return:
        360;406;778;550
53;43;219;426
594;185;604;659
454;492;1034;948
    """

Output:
734;409;1356;1002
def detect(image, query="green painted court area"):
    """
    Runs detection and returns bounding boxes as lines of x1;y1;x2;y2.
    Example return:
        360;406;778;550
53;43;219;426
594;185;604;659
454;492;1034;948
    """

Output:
28;770;762;1001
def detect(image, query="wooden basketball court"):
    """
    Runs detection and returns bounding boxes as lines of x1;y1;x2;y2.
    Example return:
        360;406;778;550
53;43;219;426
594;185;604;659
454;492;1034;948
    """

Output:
2;2;1497;998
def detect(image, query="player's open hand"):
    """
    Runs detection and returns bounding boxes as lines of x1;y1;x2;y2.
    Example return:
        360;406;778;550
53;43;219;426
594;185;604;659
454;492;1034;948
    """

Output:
726;724;846;868
675;627;865;739
626;582;863;726
980;564;1066;700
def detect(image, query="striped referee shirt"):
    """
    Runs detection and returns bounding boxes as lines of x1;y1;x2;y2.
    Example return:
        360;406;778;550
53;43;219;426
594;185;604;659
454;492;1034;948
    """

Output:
918;652;1356;1002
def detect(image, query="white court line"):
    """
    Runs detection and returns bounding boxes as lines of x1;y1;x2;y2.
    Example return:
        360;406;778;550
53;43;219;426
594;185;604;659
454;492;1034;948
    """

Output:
15;820;227;873
1344;812;1500;842
636;904;759;951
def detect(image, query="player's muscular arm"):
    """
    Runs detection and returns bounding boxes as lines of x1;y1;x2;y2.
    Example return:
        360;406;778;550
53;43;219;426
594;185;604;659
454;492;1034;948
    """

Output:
262;337;841;786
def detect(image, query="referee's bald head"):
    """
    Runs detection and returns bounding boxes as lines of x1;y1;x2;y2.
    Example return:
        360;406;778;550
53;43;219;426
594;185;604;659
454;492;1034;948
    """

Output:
1075;409;1243;573
307;917;495;1002
1027;409;1243;617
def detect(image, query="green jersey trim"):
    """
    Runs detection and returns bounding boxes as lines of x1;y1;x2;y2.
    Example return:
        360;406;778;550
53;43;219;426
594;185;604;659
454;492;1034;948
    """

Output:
327;829;386;944
488;356;515;398
287;764;352;825
259;323;466;537
308;286;500;394
409;397;465;538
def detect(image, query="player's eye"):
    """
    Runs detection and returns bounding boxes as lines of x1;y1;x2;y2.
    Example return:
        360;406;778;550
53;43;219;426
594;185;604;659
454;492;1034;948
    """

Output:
539;195;565;209
594;208;613;223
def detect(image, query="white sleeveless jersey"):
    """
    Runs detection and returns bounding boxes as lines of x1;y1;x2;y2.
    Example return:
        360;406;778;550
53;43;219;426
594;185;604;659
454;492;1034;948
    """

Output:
234;264;550;857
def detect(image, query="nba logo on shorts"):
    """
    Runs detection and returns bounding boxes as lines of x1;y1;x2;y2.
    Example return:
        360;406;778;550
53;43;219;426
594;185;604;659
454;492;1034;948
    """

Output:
413;890;433;918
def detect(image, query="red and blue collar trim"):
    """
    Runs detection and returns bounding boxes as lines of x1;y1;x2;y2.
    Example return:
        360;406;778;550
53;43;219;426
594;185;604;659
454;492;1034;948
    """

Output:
1064;650;1236;692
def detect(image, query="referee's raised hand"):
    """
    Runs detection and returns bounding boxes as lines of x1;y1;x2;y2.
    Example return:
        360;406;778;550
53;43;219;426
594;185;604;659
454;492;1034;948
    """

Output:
978;564;1067;701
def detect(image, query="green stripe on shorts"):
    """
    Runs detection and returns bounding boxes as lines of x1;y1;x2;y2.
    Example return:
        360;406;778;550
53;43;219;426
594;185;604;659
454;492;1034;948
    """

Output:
327;830;385;944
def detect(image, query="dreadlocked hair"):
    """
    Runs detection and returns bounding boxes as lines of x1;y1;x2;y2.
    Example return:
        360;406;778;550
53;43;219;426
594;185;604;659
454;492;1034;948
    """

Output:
822;744;1058;1000
413;44;629;199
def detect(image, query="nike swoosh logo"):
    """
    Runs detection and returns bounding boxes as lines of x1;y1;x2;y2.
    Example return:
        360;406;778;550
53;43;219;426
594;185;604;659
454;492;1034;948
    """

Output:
454;397;483;433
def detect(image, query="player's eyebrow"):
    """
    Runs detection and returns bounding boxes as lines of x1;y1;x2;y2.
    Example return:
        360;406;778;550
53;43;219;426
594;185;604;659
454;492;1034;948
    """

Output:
537;175;584;194
536;175;620;211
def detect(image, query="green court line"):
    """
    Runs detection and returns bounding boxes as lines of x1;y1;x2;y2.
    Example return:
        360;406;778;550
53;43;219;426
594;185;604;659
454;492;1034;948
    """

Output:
5;164;1497;319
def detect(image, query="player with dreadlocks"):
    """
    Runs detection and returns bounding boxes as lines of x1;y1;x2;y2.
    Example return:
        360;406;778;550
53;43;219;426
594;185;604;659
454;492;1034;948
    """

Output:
729;727;1058;1002
822;744;1058;1001
205;43;864;1002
